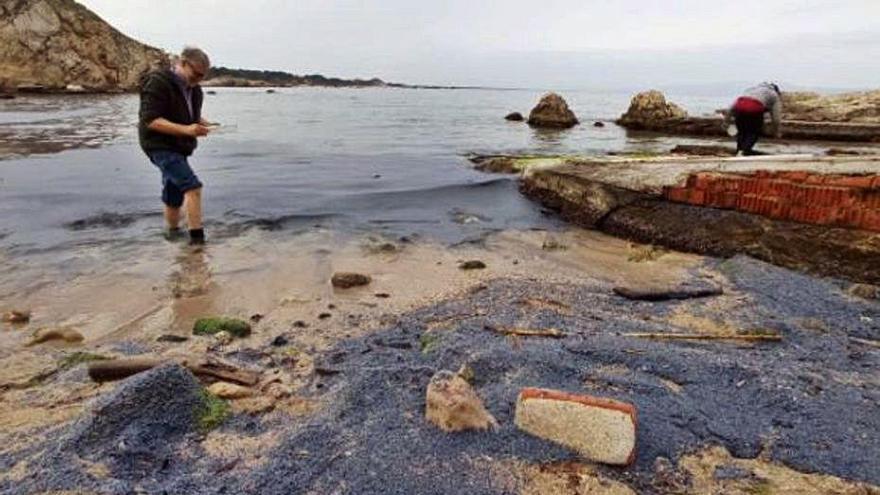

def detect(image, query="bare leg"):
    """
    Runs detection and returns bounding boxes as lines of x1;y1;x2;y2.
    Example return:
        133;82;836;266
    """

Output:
164;206;181;230
183;188;203;230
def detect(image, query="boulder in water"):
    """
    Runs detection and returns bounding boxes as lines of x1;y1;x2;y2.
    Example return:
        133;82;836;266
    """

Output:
527;93;579;129
617;90;688;129
505;112;524;122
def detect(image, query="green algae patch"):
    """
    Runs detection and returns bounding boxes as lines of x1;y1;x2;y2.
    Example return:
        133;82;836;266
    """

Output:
196;390;231;432
193;317;252;338
420;333;442;354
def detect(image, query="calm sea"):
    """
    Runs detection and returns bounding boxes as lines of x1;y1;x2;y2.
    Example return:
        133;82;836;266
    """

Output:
0;87;728;295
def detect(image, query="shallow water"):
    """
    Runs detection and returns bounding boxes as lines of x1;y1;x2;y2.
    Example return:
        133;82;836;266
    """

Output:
0;87;800;303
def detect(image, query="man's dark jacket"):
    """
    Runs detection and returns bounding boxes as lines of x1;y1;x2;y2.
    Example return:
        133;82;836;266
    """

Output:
138;69;203;156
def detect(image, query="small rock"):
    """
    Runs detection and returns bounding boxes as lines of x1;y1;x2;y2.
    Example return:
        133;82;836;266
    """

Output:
207;381;254;400
375;293;391;299
331;272;372;289
653;456;691;492
505;112;524;122
593;121;605;127
514;388;637;466
271;335;289;347
373;174;382;179
250;313;264;323
157;334;189;343
266;89;276;94
206;90;217;95
425;370;497;432
214;331;234;345
293;320;309;328
542;239;567;251
847;283;879;300
27;327;84;346
193;317;252;338
318;313;332;320
459;260;486;270
2;310;31;324
714;464;756;481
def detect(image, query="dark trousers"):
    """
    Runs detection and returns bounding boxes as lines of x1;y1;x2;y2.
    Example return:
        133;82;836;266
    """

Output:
734;111;764;155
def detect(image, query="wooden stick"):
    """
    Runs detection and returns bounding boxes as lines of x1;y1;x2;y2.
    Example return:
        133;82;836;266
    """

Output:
621;332;782;342
484;325;566;338
88;358;261;386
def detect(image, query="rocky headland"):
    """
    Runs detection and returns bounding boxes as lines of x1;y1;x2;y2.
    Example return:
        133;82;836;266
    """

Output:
0;0;412;93
0;0;167;93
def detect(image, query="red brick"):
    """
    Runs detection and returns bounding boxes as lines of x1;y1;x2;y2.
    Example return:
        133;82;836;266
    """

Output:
665;187;690;203
827;175;874;189
689;189;707;205
790;206;808;223
803;174;823;185
515;388;637;466
860;210;880;232
778;171;810;183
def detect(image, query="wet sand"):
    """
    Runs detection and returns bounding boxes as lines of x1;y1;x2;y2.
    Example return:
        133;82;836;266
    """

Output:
1;225;878;494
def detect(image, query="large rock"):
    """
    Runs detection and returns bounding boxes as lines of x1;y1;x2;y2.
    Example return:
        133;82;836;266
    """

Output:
527;93;579;129
0;0;168;92
617;90;688;128
782;90;880;124
425;370;497;432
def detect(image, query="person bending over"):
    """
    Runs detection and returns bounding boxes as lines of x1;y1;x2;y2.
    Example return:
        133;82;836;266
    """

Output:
727;82;782;156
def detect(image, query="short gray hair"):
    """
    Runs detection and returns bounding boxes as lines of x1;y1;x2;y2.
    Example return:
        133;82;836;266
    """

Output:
180;47;210;70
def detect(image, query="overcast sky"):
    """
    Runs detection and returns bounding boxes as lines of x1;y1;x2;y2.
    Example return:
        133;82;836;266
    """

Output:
79;0;880;91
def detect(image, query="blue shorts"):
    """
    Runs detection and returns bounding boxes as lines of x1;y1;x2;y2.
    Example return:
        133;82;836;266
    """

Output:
147;150;203;208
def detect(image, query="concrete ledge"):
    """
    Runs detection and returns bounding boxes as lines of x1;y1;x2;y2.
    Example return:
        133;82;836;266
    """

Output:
519;156;880;284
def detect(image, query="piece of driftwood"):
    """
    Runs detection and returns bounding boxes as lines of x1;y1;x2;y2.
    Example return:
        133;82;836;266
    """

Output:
484;325;566;338
850;337;880;349
622;332;782;342
88;358;260;386
613;286;723;301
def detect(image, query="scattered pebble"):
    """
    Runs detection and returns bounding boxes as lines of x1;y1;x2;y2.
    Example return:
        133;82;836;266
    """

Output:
459;260;486;270
2;310;31;324
157;334;189;343
207;381;254;400
331;272;372;289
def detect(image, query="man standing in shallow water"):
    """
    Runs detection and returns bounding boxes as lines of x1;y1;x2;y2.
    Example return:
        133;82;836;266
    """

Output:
139;47;212;245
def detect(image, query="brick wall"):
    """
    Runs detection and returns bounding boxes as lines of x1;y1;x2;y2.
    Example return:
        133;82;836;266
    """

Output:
664;170;880;232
